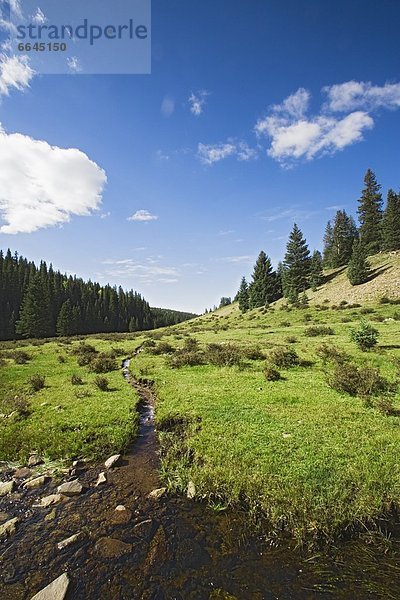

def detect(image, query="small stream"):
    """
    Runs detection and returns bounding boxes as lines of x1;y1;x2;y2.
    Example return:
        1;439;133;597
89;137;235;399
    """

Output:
0;358;400;599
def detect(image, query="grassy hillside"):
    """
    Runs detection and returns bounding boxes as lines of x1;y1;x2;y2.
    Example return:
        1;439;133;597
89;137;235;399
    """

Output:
1;253;399;544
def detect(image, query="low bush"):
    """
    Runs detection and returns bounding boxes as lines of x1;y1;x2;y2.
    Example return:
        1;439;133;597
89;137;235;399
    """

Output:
167;351;204;368
71;374;84;385
58;355;66;363
350;321;379;351
242;345;265;360
269;347;299;368
29;374;45;392
148;341;175;355
75;389;91;399
279;321;291;328
360;307;375;315
375;397;397;416
316;343;349;365
93;376;109;391
88;354;117;373
304;326;335;337
10;350;31;364
285;336;298;344
264;365;282;381
72;342;97;356
1;392;30;417
206;343;243;367
327;363;395;398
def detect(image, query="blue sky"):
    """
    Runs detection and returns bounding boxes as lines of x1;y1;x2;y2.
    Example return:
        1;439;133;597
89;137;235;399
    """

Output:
0;0;400;313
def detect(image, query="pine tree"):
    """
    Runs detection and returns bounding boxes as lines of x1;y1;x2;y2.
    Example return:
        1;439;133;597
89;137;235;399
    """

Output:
283;224;311;299
323;221;335;267
16;273;52;338
56;300;73;336
248;251;277;308
309;250;323;291
237;277;249;313
347;240;370;285
382;189;400;251
358;169;383;255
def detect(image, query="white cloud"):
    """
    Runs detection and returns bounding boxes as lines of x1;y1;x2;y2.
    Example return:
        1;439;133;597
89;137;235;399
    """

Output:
156;149;170;161
32;7;46;24
255;87;374;166
0;54;35;96
101;258;179;284
261;207;319;222
67;56;82;73
217;255;254;264
324;80;400;112
100;211;111;219
161;96;175;117
197;140;258;165
188;90;209;116
0;125;107;234
128;209;158;222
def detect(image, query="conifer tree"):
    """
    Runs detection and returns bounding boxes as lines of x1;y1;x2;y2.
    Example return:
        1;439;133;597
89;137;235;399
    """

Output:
237;277;249;313
358;169;383;254
347;239;370;285
16;273;52;338
323;221;335;267
56;300;73;336
309;250;324;291
248;251;277;308
283;224;311;299
381;189;400;251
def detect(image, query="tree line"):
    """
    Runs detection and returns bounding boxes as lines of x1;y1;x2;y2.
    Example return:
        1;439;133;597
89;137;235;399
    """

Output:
0;250;196;340
236;169;400;311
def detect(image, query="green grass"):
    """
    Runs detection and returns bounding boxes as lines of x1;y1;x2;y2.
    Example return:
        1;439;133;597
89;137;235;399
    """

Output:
130;300;400;543
0;337;143;463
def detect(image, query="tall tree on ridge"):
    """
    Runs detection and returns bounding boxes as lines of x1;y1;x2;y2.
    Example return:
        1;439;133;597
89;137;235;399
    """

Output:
16;273;52;338
237;277;250;313
347;239;370;286
358;169;383;255
283;223;311;300
309;250;324;291
381;189;400;251
249;251;277;308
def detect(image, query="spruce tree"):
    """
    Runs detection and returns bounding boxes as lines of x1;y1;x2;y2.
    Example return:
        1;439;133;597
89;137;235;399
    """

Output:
323;221;335;267
347;240;370;285
283;224;311;299
248;251;277;308
16;273;52;338
56;300;73;336
309;250;323;291
237;277;250;312
358;169;383;255
382;189;400;251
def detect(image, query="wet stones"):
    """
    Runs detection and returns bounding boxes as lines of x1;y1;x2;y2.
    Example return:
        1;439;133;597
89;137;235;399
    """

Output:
104;454;121;470
38;494;63;508
94;537;132;559
145;525;170;574
57;479;83;497
0;517;19;539
111;505;132;524
23;476;50;490
148;487;167;500
28;454;44;468
95;472;107;486
57;532;83;551
14;467;32;479
0;480;15;497
30;573;69;600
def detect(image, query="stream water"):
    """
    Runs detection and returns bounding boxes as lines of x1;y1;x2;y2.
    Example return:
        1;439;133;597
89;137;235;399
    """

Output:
0;358;399;599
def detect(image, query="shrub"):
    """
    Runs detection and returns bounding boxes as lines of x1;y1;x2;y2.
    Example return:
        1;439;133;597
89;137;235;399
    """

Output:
1;392;30;417
183;337;199;352
58;355;66;363
167;351;204;369
269;347;299;368
327;363;395;398
10;350;31;364
375;397;397;416
279;321;291;328
360;307;375;315
75;389;91;399
316;343;349;365
264;365;282;381
71;374;84;385
72;342;97;356
29;374;45;392
77;355;93;367
93;376;109;391
341;317;352;323
380;296;391;305
303;314;312;322
304;326;335;337
89;354;117;373
206;343;243;367
242;345;265;360
148;341;175;355
350;321;379;351
285;336;298;344
327;363;364;396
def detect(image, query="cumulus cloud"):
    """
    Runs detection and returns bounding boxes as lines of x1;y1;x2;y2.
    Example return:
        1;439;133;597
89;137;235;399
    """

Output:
0;54;35;96
0;125;107;234
197;140;258;165
188;90;209;116
255;87;374;166
128;210;158;222
324;80;400;112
